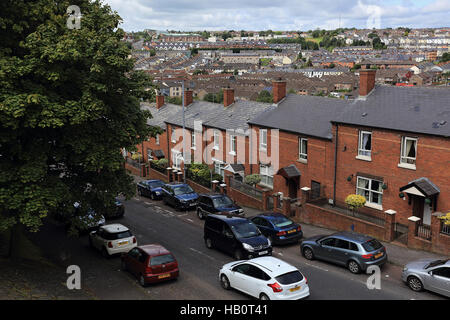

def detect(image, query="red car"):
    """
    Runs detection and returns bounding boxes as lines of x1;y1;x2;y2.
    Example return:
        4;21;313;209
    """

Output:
121;244;179;286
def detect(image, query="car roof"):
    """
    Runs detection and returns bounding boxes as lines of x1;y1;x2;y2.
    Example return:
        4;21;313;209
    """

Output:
330;231;376;244
255;212;289;219
144;179;163;183
208;214;248;225
246;257;298;276
139;244;171;256
100;224;129;233
200;193;227;198
165;182;188;187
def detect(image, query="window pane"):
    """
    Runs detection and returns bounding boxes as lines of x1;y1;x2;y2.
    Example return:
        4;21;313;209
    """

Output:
358;177;369;189
371;180;381;192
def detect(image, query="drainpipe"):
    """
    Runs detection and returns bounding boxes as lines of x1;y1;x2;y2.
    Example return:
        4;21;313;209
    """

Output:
333;123;338;207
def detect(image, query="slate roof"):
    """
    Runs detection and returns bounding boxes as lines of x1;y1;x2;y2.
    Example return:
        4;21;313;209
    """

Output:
164;100;225;130
277;165;301;179
400;177;440;197
141;102;182;130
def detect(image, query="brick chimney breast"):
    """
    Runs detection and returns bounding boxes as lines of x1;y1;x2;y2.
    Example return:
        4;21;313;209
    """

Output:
272;78;286;103
156;94;165;109
223;87;234;107
184;88;193;106
359;69;376;97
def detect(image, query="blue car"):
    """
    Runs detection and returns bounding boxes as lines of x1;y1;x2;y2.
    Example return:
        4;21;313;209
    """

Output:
196;193;244;220
137;179;165;200
250;212;303;245
161;183;199;210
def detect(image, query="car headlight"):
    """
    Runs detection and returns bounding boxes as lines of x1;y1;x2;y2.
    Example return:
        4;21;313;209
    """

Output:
155;191;161;195
403;267;408;272
242;243;255;252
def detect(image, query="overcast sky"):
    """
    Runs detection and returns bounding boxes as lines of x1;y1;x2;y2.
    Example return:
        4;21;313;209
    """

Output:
103;0;450;32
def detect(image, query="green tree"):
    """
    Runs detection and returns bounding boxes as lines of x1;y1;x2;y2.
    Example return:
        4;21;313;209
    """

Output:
256;90;273;103
0;0;157;240
439;52;450;63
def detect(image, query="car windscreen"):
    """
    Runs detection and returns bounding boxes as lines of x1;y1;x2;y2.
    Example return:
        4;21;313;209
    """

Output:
103;230;132;240
275;270;304;285
425;259;450;269
271;216;294;228
173;185;194;195
212;196;234;208
362;239;383;252
148;181;164;188
150;254;175;266
231;221;261;238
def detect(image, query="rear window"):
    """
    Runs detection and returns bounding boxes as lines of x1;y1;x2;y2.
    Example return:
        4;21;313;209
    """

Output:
271;216;294;228
362;239;383;252
104;230;132;240
150;254;175;266
275;270;304;285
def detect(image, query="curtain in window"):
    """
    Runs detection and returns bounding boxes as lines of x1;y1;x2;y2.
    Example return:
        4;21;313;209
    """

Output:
406;139;415;158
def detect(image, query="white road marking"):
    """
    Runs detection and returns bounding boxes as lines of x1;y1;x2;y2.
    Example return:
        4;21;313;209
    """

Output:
186;218;194;222
189;247;215;260
303;262;329;272
277;252;283;256
144;202;152;205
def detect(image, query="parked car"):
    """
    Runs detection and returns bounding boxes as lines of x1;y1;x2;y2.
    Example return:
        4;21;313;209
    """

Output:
137;179;165;200
121;244;179;286
161;183;199;210
65;202;106;233
300;231;387;274
204;214;272;260
250;212;303;245
196;193;244;219
402;258;450;297
89;224;137;257
102;197;125;219
219;256;309;300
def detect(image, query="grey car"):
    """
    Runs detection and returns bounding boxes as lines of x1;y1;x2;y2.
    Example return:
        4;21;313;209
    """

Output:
401;258;450;297
300;231;387;274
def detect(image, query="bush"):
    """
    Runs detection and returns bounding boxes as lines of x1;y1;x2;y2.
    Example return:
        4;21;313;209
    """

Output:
244;174;261;186
345;194;366;212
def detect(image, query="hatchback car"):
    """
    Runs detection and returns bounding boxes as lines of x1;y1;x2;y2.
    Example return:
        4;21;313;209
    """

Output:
137;179;165;200
196;193;244;219
251;212;303;245
121;244;179;286
402;258;450;297
219;256;309;300
204;214;272;260
161;183;199;210
300;231;387;274
89;224;137;257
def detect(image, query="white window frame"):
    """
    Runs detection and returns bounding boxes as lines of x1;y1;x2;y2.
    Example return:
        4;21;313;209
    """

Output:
171;150;183;169
191;131;196;150
213;159;225;178
259;164;274;188
155;134;160;145
399;136;417;167
171;128;176;143
299;137;308;161
230;135;237;155
356;176;383;210
260;129;267;152
357;130;372;160
213;130;220;150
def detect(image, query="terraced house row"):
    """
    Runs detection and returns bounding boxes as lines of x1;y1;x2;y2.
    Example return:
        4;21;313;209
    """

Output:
126;69;450;255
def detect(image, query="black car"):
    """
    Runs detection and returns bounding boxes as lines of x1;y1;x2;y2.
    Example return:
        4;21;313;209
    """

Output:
137;179;165;200
196;193;244;219
161;183;199;210
103;197;125;219
204;214;272;260
251;212;303;245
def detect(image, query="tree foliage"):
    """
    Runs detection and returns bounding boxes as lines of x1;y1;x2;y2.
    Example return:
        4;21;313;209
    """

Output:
0;0;157;233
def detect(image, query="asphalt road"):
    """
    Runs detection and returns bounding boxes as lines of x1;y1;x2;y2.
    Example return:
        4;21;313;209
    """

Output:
30;195;446;300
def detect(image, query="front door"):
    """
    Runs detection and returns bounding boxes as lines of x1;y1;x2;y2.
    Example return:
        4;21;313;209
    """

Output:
288;179;297;199
412;195;431;226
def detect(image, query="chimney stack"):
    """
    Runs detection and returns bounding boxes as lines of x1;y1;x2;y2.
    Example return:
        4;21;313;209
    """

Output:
359;69;376;97
156;94;165;109
272;78;286;103
223;87;234;107
184;88;193;106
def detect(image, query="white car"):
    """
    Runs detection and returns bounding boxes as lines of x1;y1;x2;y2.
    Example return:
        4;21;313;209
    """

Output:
89;224;137;257
219;256;310;300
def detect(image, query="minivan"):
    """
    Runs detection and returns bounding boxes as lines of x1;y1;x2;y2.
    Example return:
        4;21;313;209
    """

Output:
204;214;272;260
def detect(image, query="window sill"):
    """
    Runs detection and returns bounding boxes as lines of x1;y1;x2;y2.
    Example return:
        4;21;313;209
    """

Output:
191;147;196;150
364;202;383;211
297;158;308;164
229;152;236;156
355;155;372;162
398;163;416;171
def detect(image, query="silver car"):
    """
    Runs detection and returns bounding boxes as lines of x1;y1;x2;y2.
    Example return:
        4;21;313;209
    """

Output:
402;258;450;297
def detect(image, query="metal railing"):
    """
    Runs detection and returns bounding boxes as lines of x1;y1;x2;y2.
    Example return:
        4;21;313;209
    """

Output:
416;223;432;240
229;177;263;200
440;222;450;236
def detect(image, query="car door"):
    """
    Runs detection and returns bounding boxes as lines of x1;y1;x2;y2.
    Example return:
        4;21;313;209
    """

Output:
221;224;236;255
428;267;450;296
205;198;216;214
332;239;352;266
315;237;337;261
230;263;254;295
126;247;141;275
251;217;270;237
93;229;105;250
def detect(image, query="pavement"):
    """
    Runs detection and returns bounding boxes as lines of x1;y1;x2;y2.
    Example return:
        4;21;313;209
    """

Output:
133;174;446;268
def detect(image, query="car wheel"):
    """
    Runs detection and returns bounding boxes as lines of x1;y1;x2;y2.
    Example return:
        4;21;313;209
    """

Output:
197;208;204;220
121;260;127;271
205;238;213;249
259;293;270;300
139;274;146;287
407;276;423;292
234;249;244;260
101;247;110;259
303;247;314;260
220;274;231;290
347;260;361;274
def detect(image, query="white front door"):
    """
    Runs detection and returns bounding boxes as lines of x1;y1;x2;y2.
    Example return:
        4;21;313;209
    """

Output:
423;201;431;225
